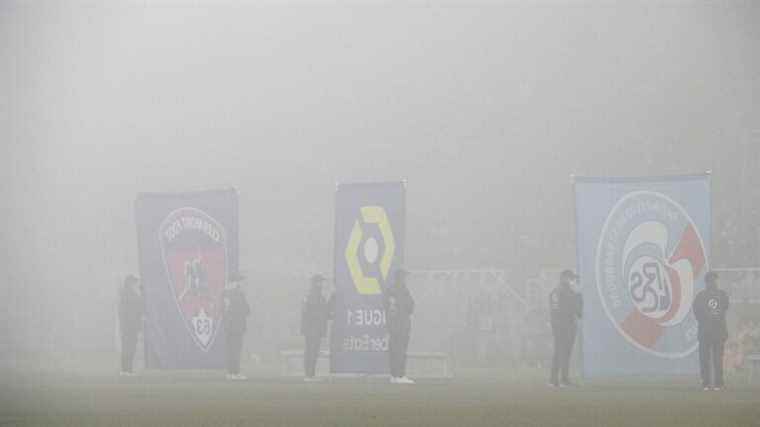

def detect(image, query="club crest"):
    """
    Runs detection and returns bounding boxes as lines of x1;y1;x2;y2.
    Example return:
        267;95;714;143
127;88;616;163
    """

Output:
596;191;707;358
159;207;228;352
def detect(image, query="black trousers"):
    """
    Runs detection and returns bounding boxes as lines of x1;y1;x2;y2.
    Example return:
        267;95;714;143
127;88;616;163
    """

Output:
226;333;244;374
389;328;411;378
120;331;138;373
304;335;321;377
699;337;726;387
550;327;576;384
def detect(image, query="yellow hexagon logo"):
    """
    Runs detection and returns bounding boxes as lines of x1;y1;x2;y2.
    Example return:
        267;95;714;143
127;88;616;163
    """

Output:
344;206;395;295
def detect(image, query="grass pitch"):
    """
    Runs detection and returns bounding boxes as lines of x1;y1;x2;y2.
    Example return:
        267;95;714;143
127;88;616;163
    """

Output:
1;365;759;427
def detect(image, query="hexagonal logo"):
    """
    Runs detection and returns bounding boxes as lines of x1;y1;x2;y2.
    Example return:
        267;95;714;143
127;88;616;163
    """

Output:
345;206;395;295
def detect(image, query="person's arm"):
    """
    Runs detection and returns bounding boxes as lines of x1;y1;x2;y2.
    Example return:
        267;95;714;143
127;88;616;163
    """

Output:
242;293;251;317
300;298;308;336
692;293;701;322
327;292;336;320
724;291;730;312
118;290;126;321
547;292;555;326
576;294;583;319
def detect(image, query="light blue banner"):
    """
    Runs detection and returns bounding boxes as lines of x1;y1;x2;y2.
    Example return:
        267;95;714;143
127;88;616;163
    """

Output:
575;174;710;377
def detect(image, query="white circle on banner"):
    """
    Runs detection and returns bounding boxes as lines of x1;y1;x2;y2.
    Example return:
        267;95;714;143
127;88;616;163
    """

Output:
364;237;379;264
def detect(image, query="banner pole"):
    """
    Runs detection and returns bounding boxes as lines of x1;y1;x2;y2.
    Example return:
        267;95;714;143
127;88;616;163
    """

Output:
570;173;586;383
705;170;713;270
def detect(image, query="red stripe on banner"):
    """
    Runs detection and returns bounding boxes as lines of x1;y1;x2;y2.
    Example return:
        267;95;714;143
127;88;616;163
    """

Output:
669;224;705;277
621;310;664;349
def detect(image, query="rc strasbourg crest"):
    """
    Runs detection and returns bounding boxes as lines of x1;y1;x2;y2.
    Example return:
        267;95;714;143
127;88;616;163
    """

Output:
160;207;228;352
596;191;707;358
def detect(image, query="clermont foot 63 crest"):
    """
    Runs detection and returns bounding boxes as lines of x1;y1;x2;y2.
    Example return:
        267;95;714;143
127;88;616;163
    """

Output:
160;207;228;352
596;191;707;358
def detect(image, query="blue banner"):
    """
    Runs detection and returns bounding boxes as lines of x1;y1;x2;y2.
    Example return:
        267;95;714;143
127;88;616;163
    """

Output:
135;189;239;369
575;174;711;377
331;182;406;374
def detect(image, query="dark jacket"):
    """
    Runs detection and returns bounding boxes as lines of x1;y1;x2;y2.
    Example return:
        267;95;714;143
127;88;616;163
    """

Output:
549;283;582;333
301;288;328;338
384;283;414;333
119;285;144;337
224;288;251;337
693;285;729;341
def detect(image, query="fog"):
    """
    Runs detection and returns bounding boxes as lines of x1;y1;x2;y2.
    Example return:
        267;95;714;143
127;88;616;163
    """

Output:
2;0;759;376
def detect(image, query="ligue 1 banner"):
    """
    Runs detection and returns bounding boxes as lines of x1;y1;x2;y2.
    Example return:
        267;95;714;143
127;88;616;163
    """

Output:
135;189;239;369
575;174;710;377
331;182;406;374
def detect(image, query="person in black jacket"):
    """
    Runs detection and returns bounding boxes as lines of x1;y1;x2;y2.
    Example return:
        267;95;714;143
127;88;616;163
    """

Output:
693;271;730;391
384;269;415;384
301;274;329;382
224;273;251;380
119;274;143;376
549;269;582;388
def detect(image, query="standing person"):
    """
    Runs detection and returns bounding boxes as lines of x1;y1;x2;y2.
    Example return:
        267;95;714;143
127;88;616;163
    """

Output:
119;274;143;376
693;271;730;391
384;269;415;384
301;274;328;382
549;270;582;388
224;273;251;380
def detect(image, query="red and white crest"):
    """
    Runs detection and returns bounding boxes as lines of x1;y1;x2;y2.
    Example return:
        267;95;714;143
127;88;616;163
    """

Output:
159;207;227;352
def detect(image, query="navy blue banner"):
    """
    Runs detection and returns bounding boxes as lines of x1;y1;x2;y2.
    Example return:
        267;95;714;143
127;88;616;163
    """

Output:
331;182;406;374
135;189;238;369
575;175;710;376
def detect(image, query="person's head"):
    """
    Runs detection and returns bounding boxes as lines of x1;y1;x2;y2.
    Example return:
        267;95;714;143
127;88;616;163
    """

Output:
560;270;579;288
394;268;409;287
310;274;325;292
228;272;246;291
705;271;719;289
124;274;140;292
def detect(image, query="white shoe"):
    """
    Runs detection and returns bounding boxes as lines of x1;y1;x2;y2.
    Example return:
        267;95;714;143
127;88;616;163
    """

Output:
389;376;399;384
397;376;415;384
119;371;131;377
226;373;237;380
235;374;247;380
304;377;320;383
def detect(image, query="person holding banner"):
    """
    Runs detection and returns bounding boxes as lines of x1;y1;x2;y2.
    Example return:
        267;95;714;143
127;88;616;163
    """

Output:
548;270;582;388
301;274;329;382
119;274;143;376
223;273;250;380
384;269;415;384
693;271;730;391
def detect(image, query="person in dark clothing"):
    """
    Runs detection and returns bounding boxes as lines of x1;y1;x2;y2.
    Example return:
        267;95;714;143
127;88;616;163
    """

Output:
693;271;730;391
301;274;329;382
223;273;251;380
549;269;582;388
119;274;143;376
384;269;415;384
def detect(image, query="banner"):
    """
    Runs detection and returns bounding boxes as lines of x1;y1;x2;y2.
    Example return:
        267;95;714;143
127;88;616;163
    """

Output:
135;189;238;369
331;182;406;374
575;174;710;376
